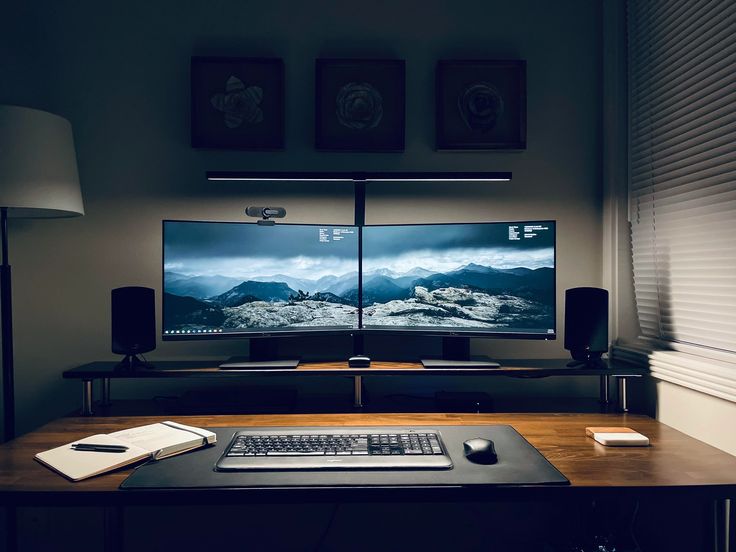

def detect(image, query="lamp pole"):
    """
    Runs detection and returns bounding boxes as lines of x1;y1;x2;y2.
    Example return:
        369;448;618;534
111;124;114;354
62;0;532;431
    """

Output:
0;106;85;443
1;206;14;442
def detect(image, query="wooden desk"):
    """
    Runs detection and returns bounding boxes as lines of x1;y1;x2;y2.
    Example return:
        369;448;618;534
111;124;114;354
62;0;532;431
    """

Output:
1;412;734;504
63;359;646;414
1;413;733;551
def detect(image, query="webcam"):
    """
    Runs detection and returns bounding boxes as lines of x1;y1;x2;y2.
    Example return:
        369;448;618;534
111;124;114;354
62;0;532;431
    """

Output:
245;206;286;225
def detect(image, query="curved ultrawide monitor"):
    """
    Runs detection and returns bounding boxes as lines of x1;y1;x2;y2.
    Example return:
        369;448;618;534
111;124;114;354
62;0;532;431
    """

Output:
361;221;556;338
163;221;360;338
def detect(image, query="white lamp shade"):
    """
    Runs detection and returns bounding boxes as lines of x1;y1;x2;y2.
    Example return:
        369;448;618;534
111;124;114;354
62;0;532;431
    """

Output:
0;105;84;218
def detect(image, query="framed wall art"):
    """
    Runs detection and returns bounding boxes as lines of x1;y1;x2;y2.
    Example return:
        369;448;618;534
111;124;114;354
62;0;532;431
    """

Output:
315;59;405;152
436;60;526;150
191;57;284;149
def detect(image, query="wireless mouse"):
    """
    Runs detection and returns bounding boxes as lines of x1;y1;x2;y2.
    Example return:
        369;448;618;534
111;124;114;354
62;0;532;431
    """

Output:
463;438;498;464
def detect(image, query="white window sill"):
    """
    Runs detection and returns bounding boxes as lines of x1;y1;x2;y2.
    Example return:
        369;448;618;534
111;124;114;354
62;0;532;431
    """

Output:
612;337;736;404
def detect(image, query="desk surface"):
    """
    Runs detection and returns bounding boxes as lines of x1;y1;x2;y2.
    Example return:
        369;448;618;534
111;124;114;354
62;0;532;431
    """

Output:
2;413;735;505
63;358;646;378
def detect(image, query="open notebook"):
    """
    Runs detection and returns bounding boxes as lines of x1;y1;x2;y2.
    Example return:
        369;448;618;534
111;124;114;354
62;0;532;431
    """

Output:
35;420;216;481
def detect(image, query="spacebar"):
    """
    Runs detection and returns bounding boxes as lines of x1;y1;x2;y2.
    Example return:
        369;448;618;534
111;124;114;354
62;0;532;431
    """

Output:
266;451;326;456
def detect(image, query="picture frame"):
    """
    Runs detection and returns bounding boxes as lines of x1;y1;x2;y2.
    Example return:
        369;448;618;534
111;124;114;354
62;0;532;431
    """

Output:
315;59;405;152
436;60;526;150
191;57;284;150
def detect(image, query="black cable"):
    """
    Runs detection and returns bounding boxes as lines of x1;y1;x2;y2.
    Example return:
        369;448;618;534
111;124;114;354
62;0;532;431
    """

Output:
629;500;642;552
313;503;340;552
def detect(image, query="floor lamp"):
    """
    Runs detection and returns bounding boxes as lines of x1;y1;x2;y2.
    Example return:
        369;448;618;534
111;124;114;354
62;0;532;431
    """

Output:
0;106;84;442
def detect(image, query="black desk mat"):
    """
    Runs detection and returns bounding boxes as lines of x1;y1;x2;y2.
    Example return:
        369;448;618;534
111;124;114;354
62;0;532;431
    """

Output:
120;425;568;490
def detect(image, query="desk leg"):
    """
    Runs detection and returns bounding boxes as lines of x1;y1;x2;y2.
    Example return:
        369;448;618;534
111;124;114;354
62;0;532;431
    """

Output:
103;506;124;552
353;376;363;408
82;379;94;416
618;377;628;413
703;498;734;552
4;506;17;552
599;375;610;406
706;498;732;552
727;498;733;552
101;377;111;406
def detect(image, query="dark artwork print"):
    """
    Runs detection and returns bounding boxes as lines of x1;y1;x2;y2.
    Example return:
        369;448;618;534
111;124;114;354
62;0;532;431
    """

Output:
316;59;405;151
191;57;284;149
436;60;526;150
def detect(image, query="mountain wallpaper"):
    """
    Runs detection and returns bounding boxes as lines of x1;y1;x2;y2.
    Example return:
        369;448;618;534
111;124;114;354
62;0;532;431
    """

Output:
163;222;360;333
163;221;555;335
361;223;555;333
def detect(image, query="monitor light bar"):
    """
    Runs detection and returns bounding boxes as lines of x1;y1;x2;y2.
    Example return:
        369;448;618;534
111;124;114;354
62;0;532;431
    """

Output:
206;171;512;182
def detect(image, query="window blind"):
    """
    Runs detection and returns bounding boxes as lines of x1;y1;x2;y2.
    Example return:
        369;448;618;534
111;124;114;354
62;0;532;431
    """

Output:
628;0;736;356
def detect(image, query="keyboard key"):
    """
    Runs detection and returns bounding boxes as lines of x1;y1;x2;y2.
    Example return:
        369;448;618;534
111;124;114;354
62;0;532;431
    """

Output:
267;451;325;456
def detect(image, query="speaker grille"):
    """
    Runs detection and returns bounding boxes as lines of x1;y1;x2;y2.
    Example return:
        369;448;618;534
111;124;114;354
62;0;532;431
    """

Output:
564;287;608;360
111;286;156;355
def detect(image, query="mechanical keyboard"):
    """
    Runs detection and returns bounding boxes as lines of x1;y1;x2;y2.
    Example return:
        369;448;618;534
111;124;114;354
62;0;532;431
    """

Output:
215;427;454;471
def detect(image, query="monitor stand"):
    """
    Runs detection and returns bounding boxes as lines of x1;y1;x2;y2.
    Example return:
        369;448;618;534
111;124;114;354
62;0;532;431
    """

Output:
420;337;501;369
219;338;300;370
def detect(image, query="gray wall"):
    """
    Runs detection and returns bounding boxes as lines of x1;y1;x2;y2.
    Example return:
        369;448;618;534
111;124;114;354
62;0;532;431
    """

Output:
1;0;603;436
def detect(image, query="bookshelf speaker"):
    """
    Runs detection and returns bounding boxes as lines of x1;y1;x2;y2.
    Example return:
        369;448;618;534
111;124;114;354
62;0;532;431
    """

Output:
564;287;608;367
111;286;155;368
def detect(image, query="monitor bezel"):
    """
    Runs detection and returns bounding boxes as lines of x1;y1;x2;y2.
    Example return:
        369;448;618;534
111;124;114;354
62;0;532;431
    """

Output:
162;219;361;341
161;219;557;342
359;220;557;340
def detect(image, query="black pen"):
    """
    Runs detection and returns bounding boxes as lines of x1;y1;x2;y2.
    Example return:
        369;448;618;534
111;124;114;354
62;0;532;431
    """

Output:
71;443;129;453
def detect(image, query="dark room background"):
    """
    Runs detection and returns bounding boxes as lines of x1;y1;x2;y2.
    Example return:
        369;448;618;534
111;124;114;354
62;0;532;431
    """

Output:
1;0;603;437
